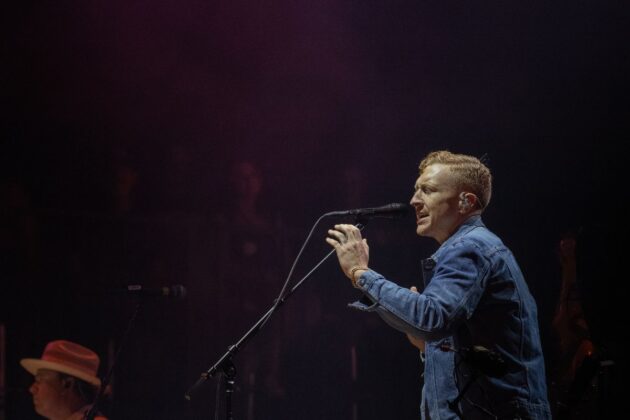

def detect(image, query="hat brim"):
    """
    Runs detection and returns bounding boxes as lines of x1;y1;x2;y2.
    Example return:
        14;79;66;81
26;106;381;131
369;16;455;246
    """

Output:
20;358;101;387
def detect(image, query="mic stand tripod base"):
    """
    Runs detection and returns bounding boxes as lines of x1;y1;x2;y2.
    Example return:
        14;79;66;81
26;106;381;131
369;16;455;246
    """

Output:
222;359;236;420
185;216;370;412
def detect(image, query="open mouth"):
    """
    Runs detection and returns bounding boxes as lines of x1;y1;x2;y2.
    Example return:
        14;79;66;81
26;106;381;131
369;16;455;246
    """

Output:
416;214;428;224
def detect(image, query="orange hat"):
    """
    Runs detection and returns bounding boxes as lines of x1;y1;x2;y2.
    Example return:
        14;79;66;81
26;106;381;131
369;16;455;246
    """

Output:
20;340;101;387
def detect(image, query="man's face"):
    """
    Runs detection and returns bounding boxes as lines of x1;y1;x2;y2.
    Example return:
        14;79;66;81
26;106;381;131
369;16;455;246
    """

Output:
29;369;65;419
410;163;462;243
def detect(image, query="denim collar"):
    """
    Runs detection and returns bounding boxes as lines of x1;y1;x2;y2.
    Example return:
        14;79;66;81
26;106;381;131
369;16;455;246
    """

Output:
432;214;485;259
421;215;486;286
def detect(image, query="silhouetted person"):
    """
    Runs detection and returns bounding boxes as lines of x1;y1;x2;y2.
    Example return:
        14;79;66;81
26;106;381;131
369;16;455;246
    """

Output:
549;232;598;419
550;225;624;419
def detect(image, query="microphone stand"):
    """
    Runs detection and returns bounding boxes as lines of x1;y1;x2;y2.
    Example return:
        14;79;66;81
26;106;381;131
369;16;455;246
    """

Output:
84;302;142;420
185;219;368;418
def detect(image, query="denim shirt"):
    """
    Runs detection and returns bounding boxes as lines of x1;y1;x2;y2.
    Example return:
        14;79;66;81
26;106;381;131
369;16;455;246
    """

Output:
349;216;550;419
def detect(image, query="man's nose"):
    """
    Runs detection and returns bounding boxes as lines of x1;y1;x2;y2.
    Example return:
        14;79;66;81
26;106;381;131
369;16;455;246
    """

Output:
29;382;37;395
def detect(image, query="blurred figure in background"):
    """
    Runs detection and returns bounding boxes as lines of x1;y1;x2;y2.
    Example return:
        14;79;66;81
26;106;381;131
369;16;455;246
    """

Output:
108;146;140;217
549;232;595;418
549;229;617;419
215;160;286;419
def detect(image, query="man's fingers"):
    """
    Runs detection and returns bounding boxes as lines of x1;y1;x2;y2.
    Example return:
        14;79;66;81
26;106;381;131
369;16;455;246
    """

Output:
335;224;362;240
325;237;340;248
326;227;355;249
327;229;346;243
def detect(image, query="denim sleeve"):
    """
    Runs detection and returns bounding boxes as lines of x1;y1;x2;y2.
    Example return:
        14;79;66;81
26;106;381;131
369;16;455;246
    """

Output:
349;240;490;340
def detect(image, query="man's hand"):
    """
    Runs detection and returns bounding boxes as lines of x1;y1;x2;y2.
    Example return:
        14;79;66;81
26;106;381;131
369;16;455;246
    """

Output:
326;224;369;283
406;286;425;352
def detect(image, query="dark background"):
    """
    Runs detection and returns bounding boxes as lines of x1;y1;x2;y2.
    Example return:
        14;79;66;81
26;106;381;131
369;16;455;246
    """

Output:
1;1;627;419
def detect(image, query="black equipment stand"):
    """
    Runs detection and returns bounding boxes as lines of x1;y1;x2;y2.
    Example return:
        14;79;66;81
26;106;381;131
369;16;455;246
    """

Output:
221;359;236;420
84;302;142;420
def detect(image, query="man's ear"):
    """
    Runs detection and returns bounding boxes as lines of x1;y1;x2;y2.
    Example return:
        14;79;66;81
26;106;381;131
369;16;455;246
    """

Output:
459;192;480;213
459;192;472;212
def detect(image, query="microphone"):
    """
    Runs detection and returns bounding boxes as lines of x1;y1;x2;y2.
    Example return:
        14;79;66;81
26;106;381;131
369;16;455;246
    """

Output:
112;284;187;299
327;203;411;219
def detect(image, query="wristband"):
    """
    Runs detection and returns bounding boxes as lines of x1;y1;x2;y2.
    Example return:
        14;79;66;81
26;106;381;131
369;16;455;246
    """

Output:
349;266;368;287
